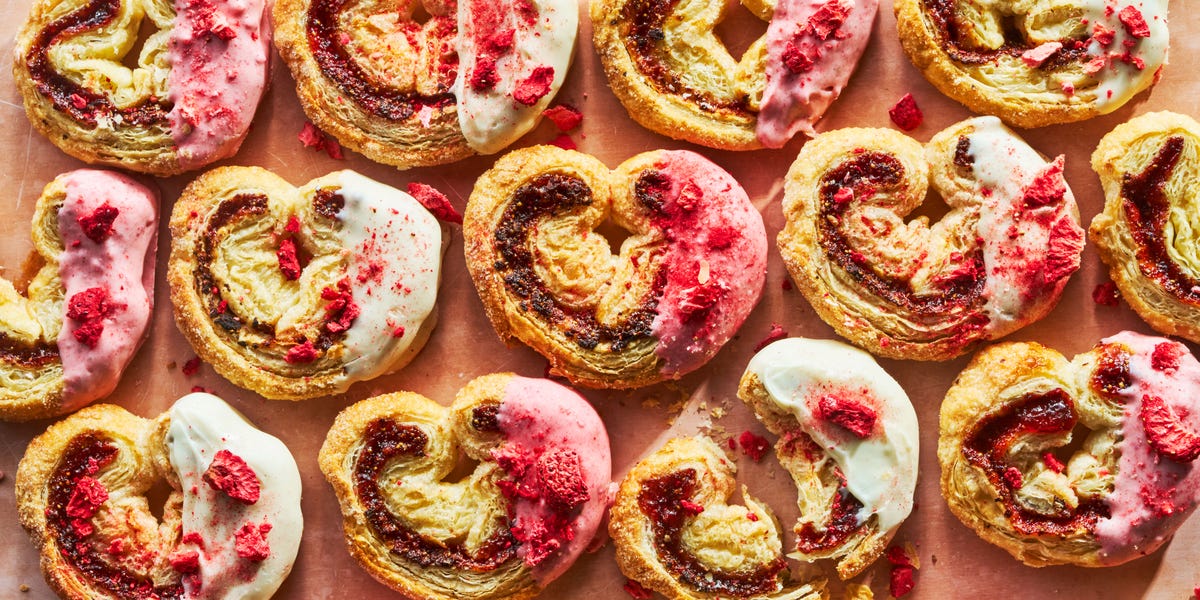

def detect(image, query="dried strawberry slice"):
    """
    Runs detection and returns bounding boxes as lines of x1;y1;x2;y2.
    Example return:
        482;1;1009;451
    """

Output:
1141;395;1200;462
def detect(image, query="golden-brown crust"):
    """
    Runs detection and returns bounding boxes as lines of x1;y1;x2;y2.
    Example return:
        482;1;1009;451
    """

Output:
610;436;825;600
272;0;474;169
318;373;539;600
16;403;183;600
168;166;444;400
590;0;768;150
1090;111;1200;343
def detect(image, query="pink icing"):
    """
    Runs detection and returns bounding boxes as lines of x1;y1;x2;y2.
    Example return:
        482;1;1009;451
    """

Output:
1094;331;1200;564
56;170;158;411
647;151;767;376
494;376;612;585
757;0;878;148
168;0;271;171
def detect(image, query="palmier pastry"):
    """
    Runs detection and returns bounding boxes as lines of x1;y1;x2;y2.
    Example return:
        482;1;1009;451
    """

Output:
16;392;304;599
168;167;446;400
14;0;271;175
1;170;157;422
738;337;918;579
319;373;612;600
591;0;877;150
274;0;577;168
1091;111;1200;344
464;146;767;388
610;436;826;600
895;0;1169;128
778;116;1085;361
940;332;1200;567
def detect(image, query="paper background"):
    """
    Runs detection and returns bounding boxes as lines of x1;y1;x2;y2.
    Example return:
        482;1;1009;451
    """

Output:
1;0;1198;598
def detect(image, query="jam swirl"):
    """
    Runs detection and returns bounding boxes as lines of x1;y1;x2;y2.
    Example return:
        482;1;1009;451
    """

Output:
637;469;787;596
25;0;169;127
962;389;1109;535
1119;136;1200;305
353;418;517;570
922;0;1090;69
47;433;184;599
493;173;664;351
0;332;60;369
306;0;455;121
817;151;986;317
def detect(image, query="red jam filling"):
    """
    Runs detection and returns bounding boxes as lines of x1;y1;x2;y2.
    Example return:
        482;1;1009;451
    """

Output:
1091;343;1133;396
637;469;786;597
48;433;184;599
25;0;168;127
792;466;865;553
306;0;454;121
0;332;60;368
494;173;664;351
818;151;985;317
203;449;261;504
354;418;517;570
1120;136;1200;305
921;0;1091;70
961;389;1109;535
618;0;752;116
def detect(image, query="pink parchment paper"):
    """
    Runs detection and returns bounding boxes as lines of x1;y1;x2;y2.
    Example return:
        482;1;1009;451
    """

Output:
1;1;1199;598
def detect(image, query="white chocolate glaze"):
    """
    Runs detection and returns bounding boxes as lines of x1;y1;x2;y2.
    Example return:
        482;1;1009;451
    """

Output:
55;170;157;411
454;0;578;154
167;393;303;599
330;171;445;383
1082;0;1169;112
745;337;918;532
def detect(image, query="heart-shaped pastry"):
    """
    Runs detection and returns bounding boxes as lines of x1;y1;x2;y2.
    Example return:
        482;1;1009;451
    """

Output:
273;0;577;168
1091;111;1200;344
940;331;1200;567
13;0;271;175
895;0;1169;128
609;436;826;600
591;0;877;149
464;146;767;388
1;170;157;422
167;167;446;400
319;373;612;600
15;393;304;599
778;116;1085;361
739;337;918;579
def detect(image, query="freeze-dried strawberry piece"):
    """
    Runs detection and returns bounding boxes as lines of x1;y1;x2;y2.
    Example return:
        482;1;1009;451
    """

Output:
889;94;923;131
543;105;583;132
536;449;590;511
1119;5;1150;38
235;522;272;561
738;431;770;461
78;203;119;243
407;183;463;224
1092;282;1120;306
1141;394;1200;462
169;549;201;574
891;564;916;597
754;323;788;352
1151;342;1185;373
623;579;653;599
1023;156;1066;206
817;395;877;438
203;449;261;504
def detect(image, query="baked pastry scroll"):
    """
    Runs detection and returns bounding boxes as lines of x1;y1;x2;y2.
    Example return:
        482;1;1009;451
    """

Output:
0;170;156;422
1091;111;1200;344
168;167;445;400
319;373;612;600
940;332;1200;567
591;0;877;150
16;393;304;599
464;146;767;388
778;116;1084;361
274;0;577;168
14;0;271;175
610;436;826;600
739;337;918;579
895;0;1169;128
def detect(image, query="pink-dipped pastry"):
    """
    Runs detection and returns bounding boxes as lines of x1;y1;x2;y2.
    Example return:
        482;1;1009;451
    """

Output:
779;116;1085;361
940;331;1200;567
14;0;271;175
758;0;879;148
465;146;767;388
0;170;158;422
319;373;613;600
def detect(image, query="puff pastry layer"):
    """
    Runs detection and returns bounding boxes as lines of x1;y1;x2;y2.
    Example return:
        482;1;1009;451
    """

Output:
319;373;612;600
0;170;156;422
1091;111;1200;344
464;145;767;388
16;393;303;599
940;332;1200;567
168;167;446;400
895;0;1169;128
778;116;1084;361
13;0;271;175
